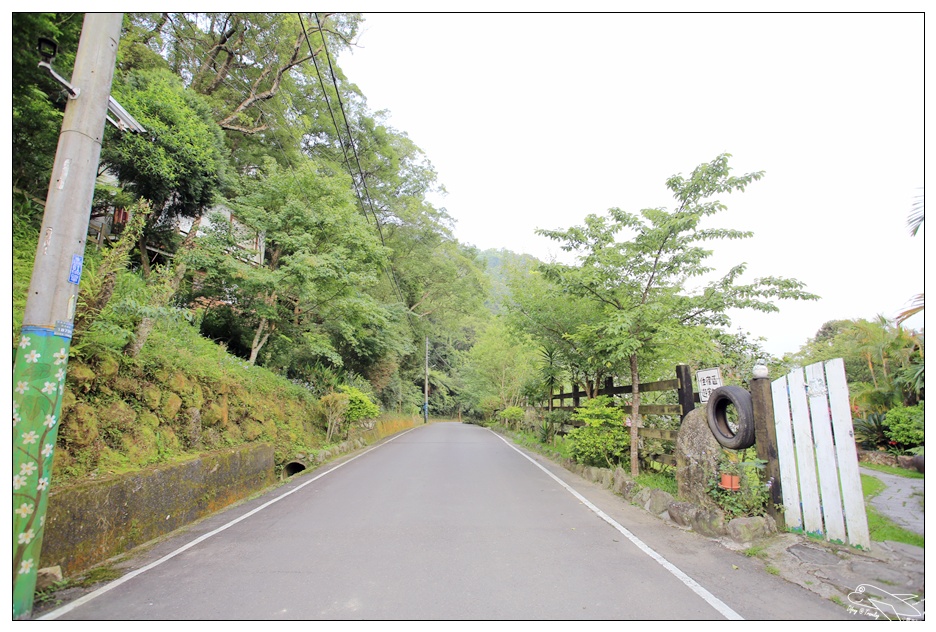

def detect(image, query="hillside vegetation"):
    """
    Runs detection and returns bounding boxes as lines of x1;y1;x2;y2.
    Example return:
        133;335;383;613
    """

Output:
13;12;922;486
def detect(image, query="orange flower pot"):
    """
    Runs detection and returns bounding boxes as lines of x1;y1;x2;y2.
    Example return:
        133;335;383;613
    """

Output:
719;473;741;491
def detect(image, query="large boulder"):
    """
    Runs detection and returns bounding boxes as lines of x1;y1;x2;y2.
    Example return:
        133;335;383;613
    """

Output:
675;407;722;508
612;467;636;498
691;507;728;538
727;515;776;544
639;488;676;517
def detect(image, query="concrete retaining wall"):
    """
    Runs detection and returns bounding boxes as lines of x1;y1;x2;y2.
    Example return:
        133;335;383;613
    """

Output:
40;443;275;576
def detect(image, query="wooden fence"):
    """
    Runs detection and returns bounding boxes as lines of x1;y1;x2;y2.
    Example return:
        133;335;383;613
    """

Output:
771;359;870;549
546;365;697;467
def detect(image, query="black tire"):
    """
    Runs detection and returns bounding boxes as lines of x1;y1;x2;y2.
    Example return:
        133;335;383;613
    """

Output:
706;385;755;450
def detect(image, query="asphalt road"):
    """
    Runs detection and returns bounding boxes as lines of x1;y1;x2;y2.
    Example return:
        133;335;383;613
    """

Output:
40;422;851;620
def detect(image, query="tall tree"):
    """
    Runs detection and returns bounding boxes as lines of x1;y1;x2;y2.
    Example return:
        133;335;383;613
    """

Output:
121;13;362;172
505;262;609;397
898;189;923;325
196;156;388;366
537;154;818;476
101;67;228;275
462;318;540;412
12;12;83;197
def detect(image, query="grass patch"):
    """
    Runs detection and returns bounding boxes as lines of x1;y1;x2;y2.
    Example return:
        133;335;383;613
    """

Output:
765;565;780;576
861;473;886;498
74;566;124;587
34;565;124;607
865;505;924;548
860;462;924;479
550;435;573;460
861;473;924;548
743;544;768;558
506;426;573;461
635;469;677;495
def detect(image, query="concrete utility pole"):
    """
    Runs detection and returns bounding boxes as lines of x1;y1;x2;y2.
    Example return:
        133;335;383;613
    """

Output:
423;336;429;423
12;13;124;619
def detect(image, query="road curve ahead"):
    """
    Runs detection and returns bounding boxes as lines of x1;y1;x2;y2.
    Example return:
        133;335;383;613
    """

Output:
43;422;849;620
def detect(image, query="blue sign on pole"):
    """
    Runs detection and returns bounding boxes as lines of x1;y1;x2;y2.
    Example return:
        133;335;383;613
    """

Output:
68;254;84;285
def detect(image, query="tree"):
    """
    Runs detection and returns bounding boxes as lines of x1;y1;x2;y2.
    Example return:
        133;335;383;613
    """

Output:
462;318;540;413
101;67;228;275
537;154;818;476
849;316;923;411
785;316;923;413
505;263;609;398
121;13;362;173
195;156;388;367
121;14;360;130
12;12;83;197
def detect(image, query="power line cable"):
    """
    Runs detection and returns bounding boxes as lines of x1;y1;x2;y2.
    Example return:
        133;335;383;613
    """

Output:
298;14;367;213
299;12;406;306
312;13;385;236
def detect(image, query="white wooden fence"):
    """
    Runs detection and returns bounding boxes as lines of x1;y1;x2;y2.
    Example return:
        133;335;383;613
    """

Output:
771;359;871;549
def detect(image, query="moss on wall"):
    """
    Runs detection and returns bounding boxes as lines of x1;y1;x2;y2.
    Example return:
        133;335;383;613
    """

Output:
40;443;275;576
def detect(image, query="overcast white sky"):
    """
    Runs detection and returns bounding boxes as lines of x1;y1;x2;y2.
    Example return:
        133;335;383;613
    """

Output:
337;11;926;358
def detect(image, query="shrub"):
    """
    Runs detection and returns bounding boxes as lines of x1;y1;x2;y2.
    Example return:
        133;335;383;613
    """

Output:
568;424;630;468
884;402;924;449
320;391;350;443
480;396;501;420
570;395;621;427
338;385;380;424
497;406;525;430
854;412;889;449
544;408;571;425
707;448;770;518
566;396;629;468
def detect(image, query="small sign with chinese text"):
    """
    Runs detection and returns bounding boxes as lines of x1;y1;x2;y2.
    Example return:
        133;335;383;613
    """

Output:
68;254;83;285
697;368;723;403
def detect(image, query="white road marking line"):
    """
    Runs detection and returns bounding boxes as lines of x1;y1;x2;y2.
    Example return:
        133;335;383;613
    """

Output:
490;429;744;621
38;428;418;620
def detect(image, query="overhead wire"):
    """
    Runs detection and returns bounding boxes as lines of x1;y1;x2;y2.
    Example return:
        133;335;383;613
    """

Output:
298;11;407;307
187;17;408;310
312;12;385;238
185;13;431;316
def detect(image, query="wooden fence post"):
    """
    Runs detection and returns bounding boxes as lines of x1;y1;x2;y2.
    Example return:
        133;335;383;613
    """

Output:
750;374;785;530
675;364;695;420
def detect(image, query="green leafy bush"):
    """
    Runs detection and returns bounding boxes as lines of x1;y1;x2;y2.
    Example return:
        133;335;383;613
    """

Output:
707;449;770;518
567;425;630;468
320;391;350;443
497;406;525;430
543;408;571;425
480;396;501;420
884;402;924;448
566;396;629;468
337;385;380;424
570;396;621;427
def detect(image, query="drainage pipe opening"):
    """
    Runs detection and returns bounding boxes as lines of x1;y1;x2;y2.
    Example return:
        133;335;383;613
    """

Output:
283;461;308;478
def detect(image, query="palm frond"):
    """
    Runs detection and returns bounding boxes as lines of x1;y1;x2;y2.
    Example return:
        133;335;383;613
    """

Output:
897;293;924;325
908;191;924;236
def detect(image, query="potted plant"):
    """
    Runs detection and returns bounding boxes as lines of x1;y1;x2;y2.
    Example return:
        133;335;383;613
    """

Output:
718;456;742;491
709;449;770;518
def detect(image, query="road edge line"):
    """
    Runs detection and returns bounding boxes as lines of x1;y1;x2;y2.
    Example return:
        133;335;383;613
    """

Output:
38;426;420;620
489;429;744;621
